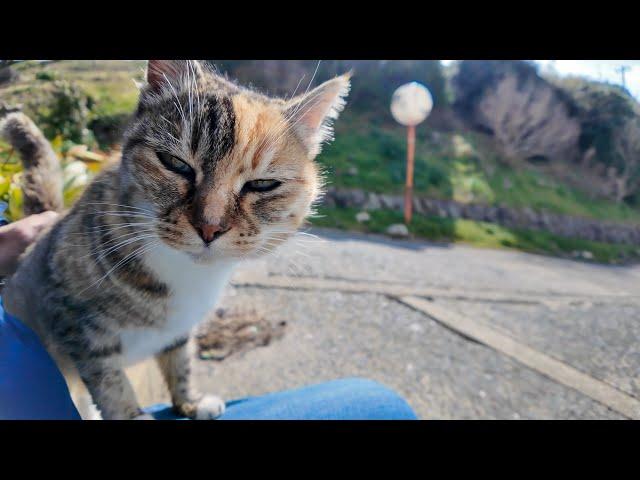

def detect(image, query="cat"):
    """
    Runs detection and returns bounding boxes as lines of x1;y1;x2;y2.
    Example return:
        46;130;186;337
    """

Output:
0;60;350;419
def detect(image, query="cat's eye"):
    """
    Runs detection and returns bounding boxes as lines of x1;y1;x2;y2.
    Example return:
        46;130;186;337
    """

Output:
156;152;194;179
242;179;282;194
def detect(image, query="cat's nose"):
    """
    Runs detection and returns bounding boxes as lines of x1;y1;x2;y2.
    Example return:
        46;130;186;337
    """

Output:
197;222;229;244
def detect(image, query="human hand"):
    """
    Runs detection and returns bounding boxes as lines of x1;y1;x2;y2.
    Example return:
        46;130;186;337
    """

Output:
0;211;59;276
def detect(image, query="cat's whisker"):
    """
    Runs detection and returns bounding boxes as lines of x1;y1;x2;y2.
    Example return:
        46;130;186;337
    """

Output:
253;114;288;163
88;209;155;216
92;227;158;246
285;73;306;101
60;224;156;247
82;240;160;294
68;221;156;236
186;65;194;129
283;85;328;125
293;231;322;241
88;221;156;231
85;213;175;226
288;60;321;120
257;82;330;156
157;118;182;147
261;90;330;154
83;220;156;230
89;232;158;263
65;228;157;250
162;72;188;127
259;83;332;159
83;202;155;214
258;230;325;275
103;239;160;275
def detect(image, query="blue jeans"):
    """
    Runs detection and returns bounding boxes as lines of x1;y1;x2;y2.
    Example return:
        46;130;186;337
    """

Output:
0;298;417;420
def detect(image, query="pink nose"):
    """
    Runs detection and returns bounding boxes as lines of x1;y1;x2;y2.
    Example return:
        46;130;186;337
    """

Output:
197;223;228;244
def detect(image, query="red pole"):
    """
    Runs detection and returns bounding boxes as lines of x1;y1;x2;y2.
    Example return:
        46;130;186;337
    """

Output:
404;125;416;224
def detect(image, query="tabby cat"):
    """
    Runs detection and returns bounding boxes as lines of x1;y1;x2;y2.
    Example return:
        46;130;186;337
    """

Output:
0;60;350;419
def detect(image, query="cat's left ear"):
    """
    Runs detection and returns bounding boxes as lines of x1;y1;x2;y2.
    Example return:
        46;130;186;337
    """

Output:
284;73;351;157
145;60;204;92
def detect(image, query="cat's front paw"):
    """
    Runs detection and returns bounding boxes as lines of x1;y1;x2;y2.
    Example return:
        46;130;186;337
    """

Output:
194;394;226;420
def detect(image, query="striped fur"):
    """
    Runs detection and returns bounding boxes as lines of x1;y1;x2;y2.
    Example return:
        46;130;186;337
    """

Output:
2;60;350;419
0;112;64;214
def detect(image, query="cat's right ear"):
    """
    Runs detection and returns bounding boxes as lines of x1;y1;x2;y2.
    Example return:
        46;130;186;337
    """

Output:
145;60;203;92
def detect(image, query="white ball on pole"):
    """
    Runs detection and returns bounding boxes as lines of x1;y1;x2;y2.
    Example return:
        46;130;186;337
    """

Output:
391;82;433;127
390;81;433;225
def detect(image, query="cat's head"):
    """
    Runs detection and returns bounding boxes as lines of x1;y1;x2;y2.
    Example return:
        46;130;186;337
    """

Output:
120;60;350;263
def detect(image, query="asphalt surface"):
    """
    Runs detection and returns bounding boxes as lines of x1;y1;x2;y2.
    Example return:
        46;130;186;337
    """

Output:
192;228;640;419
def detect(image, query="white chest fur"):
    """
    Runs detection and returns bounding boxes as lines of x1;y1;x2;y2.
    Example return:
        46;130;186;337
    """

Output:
120;243;235;365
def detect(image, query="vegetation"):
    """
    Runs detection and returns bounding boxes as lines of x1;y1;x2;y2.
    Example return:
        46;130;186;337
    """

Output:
212;60;448;114
552;76;640;204
310;206;640;264
450;60;640;205
319;110;640;223
0;136;104;221
31;80;92;144
1;60;143;147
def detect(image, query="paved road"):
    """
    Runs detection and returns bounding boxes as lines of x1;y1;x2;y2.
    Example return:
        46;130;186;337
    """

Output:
192;229;640;419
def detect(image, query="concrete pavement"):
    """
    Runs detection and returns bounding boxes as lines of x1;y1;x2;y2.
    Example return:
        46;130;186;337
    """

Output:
189;229;640;419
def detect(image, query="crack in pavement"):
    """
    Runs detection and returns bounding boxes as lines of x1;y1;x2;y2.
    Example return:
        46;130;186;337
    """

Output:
231;273;640;307
396;296;640;419
231;272;640;419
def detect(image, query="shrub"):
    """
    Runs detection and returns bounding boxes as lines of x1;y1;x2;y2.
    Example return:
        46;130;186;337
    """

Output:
35;71;56;81
31;80;91;144
88;112;131;148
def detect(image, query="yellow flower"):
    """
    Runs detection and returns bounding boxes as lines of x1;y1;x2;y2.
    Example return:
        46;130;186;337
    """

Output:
7;176;24;221
0;174;10;197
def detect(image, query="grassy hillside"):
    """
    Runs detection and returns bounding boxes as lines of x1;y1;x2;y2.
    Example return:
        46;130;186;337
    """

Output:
320;109;640;224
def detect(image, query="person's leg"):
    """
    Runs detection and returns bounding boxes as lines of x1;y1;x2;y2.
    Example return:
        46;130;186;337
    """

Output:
2;296;417;421
0;298;81;420
146;378;418;420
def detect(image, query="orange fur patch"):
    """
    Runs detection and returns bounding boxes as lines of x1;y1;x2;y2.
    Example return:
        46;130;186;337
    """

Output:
232;95;286;171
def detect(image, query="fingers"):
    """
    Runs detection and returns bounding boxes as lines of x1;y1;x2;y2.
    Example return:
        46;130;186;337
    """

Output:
28;210;60;233
15;211;60;244
0;211;59;275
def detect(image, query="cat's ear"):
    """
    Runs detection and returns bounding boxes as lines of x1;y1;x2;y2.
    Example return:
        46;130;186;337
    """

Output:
284;73;351;157
145;60;203;92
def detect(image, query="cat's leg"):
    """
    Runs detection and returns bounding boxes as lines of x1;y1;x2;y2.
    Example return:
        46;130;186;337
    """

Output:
66;371;103;420
49;351;103;420
155;336;225;420
74;354;149;420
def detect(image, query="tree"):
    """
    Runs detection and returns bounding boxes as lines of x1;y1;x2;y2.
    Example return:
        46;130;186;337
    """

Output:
208;60;448;115
611;118;640;203
453;60;580;163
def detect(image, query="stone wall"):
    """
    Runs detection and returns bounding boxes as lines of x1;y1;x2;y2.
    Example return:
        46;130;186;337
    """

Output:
322;188;640;245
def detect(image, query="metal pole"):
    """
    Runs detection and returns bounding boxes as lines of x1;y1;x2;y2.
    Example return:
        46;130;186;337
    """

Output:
404;125;416;224
616;65;630;89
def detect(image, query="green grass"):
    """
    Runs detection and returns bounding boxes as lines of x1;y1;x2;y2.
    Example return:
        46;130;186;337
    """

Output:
486;167;640;222
310;206;640;264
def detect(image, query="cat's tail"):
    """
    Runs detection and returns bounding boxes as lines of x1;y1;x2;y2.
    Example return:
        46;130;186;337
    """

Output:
0;111;64;215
